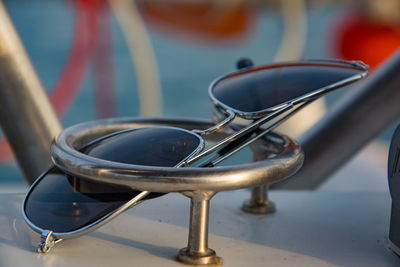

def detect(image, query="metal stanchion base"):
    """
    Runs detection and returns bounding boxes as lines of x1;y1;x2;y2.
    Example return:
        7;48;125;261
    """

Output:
177;248;222;265
241;199;276;214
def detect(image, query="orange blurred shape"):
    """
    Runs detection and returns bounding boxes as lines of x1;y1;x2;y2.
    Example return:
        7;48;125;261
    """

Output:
138;1;253;43
334;11;400;69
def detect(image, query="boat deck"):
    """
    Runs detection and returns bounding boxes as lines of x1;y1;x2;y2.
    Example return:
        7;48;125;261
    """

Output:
0;190;398;266
1;142;398;266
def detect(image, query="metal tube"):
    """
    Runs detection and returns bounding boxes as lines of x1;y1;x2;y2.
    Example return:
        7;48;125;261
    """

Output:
274;50;400;189
178;191;221;265
188;197;209;254
0;2;62;184
251;186;267;204
242;185;276;214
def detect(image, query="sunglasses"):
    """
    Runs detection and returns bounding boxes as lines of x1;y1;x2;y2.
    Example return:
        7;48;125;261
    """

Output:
22;60;368;253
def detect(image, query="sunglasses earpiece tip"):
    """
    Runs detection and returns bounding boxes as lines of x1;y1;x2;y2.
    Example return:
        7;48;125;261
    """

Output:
37;230;56;253
236;57;254;70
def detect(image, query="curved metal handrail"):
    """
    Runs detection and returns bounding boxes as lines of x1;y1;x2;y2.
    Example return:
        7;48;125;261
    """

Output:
48;116;304;264
51;117;304;192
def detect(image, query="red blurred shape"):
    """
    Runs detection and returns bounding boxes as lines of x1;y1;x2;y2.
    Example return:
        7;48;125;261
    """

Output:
334;11;400;69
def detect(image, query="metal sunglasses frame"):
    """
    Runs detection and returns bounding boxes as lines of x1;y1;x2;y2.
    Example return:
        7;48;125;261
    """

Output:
22;59;368;252
209;59;368;119
22;126;205;252
185;59;369;166
22;125;290;253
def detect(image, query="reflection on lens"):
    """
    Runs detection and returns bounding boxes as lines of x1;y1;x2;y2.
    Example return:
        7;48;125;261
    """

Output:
84;127;202;167
24;127;202;233
212;62;365;115
24;168;141;233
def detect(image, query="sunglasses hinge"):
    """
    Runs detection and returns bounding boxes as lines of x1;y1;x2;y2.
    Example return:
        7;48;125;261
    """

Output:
38;230;56;253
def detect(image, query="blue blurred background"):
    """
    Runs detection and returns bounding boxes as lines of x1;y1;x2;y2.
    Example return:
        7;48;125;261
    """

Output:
2;0;399;187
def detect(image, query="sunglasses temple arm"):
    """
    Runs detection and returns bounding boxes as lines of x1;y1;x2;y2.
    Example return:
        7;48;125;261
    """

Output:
182;104;293;167
192;109;236;135
124;190;151;207
36;190;151;253
201;101;310;167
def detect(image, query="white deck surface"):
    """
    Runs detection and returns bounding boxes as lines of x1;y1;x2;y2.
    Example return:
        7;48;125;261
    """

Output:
0;141;399;266
0;191;399;266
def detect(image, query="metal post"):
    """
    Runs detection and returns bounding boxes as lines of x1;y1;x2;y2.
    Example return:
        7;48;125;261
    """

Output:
0;2;62;184
242;140;278;214
178;191;222;265
188;198;210;254
242;185;276;214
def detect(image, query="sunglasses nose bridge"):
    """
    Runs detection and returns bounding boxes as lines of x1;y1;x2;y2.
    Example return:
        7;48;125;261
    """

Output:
192;109;235;136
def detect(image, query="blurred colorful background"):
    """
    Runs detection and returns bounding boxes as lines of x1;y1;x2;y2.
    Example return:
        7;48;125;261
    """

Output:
1;0;400;187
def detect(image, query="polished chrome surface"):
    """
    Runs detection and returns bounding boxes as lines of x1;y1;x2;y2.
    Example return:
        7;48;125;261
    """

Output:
0;2;62;184
242;132;289;214
184;103;293;166
192;109;235;136
228;101;306;214
178;191;222;265
275;50;400;189
208;102;309;167
51;118;303;193
23;117;301;250
46;117;303;262
23;125;203;242
242;185;276;214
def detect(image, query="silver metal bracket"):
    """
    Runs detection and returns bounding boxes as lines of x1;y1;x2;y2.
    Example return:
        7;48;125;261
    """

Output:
38;230;56;253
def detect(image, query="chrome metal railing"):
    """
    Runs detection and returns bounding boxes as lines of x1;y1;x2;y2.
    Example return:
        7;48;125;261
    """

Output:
0;2;62;183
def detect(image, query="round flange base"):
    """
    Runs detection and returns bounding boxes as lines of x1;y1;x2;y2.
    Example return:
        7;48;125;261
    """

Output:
241;199;276;214
177;248;222;265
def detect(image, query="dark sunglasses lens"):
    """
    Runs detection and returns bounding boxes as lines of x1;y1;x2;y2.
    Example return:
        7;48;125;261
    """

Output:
212;63;364;114
24;127;201;233
24;168;143;233
82;127;202;167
